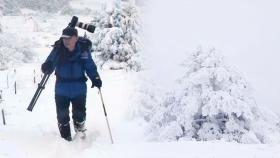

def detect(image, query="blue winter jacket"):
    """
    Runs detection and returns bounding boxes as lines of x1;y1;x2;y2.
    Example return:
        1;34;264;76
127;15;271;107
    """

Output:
44;37;100;98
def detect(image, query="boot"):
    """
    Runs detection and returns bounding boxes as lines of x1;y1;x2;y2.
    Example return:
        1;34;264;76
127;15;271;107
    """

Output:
58;123;72;141
73;121;86;140
73;121;86;132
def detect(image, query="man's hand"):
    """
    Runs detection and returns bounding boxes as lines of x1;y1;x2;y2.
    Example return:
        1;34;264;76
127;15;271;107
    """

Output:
91;76;102;89
41;61;53;74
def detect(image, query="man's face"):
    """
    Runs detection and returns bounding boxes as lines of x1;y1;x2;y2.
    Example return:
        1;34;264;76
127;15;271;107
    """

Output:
63;35;78;51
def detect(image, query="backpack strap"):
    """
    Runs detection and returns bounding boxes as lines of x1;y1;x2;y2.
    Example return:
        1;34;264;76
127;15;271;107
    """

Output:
78;37;92;52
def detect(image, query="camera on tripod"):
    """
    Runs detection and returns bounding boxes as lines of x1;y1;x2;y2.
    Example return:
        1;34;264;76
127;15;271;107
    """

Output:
68;16;95;33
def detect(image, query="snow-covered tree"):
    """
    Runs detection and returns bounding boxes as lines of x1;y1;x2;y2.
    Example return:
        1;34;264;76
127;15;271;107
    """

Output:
137;48;280;143
89;0;141;71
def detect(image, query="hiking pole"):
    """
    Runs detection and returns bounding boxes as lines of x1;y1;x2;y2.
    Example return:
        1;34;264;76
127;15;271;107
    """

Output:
98;88;114;144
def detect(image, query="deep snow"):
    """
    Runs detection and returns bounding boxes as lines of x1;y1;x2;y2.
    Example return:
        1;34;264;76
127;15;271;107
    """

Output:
1;0;280;158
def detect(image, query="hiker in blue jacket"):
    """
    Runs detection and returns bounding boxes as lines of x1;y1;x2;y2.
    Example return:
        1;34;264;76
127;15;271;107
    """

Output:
41;27;102;141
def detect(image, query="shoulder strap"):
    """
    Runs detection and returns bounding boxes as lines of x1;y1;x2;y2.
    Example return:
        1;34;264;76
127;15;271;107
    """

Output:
78;37;92;52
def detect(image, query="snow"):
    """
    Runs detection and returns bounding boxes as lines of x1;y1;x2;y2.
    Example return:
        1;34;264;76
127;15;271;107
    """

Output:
0;63;146;157
1;0;280;158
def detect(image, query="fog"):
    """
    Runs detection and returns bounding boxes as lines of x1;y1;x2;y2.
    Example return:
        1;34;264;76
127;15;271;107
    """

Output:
142;0;280;113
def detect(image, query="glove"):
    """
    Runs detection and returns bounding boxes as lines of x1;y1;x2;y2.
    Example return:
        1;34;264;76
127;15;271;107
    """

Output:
41;61;53;74
91;76;102;89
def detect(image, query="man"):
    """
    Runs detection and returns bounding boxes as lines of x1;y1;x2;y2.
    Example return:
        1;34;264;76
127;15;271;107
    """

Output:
41;27;102;141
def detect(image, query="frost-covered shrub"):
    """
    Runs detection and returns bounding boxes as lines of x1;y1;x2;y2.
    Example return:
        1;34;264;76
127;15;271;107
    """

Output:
1;0;70;15
90;1;141;71
60;7;92;16
0;33;34;69
0;0;3;16
137;48;280;143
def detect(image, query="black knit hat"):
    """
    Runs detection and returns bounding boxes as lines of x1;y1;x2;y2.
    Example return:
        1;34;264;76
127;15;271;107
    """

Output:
61;27;78;38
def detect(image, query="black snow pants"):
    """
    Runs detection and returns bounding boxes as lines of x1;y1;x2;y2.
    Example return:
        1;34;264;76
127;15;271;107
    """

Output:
55;94;86;139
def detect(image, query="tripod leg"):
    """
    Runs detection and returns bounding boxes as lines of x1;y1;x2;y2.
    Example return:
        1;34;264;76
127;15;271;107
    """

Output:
27;73;51;111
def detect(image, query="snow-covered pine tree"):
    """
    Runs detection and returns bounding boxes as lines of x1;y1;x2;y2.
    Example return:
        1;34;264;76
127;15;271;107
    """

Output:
89;0;141;71
141;48;280;143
